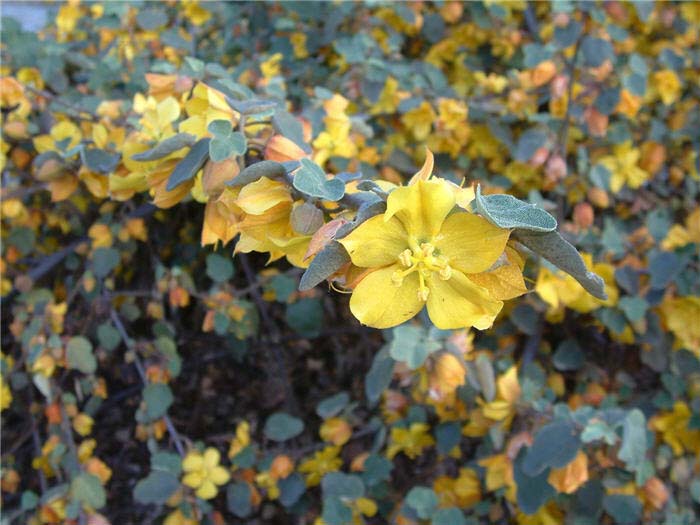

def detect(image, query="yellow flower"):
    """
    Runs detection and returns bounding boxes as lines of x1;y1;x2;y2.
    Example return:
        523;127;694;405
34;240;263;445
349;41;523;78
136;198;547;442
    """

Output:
436;98;468;131
535;254;618;316
429;353;466;399
260;53;283;79
290;33;309;59
228;421;251;459
597;141;649;193
312;94;357;166
660;296;700;357
433;467;481;508
481;365;521;423
298;446;342;487
547;451;589;494
320;418;352;446
661;208;700;250
72;413;94;436
401;101;436;141
650;402;700;456
182;0;212;26
182;447;231;499
339;162;510;330
0;375;11;411
386;422;435;459
652;69;682;106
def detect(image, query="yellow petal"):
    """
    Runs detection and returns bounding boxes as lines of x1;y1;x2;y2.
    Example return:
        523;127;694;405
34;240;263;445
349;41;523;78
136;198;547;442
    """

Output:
349;264;423;328
467;247;527;300
385;180;455;240
182;452;203;472
435;213;510;274
408;148;434;184
339;216;407;268
182;472;203;489
196;480;217;500
203;448;220;468
497;366;521;404
209;466;231;486
235;177;291;215
425;271;503;330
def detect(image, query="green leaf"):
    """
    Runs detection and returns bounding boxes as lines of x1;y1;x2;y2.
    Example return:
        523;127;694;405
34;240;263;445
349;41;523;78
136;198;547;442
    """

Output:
317;392;350;419
389;325;441;370
475;354;496;401
619;297;648;323
21;491;39;511
142;383;174;421
291;202;324;235
514;450;554;515
226;159;286;187
618;409;647;473
209;137;235;161
264;412;304;441
322;496;353;525
131;133;196;161
514;230;607;300
581;420;618;445
474;185;557;232
66;336;96;374
553;339;584;371
92;247;120;278
208;119;233;137
166;138;210;191
523;420;580;476
299;241;350;291
81;148;120;174
70;473;106;510
206;253;234;283
273;109;307;149
278;473;306;507
514;128;547;162
136;7;168;30
432;508;466;525
361;454;393;486
285;298;323;337
365;347;395;405
293;158;345;201
322;472;364;499
406;486;438;519
133;471;179;504
97;323;121;352
227;482;252;518
602;494;642;525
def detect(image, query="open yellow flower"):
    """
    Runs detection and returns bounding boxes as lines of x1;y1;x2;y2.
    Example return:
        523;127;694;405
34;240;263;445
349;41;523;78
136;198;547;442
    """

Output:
182;447;230;500
339;171;510;329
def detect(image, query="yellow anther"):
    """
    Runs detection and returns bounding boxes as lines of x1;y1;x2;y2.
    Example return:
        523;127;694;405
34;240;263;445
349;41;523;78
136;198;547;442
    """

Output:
398;249;413;268
418;287;430;301
439;265;452;280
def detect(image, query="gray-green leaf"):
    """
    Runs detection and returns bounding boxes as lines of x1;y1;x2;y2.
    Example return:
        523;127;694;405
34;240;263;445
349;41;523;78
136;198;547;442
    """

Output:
166;138;210;191
514;230;607;300
293;158;345;201
298;241;350;291
474;185;557;232
131;133;196;161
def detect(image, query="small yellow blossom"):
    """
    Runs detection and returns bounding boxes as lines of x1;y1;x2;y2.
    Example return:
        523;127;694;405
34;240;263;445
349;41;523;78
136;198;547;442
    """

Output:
386;422;435;459
652;69;682;105
660;296;700;357
72;413;94;436
298;446;343;487
182;447;231;499
597;141;650;193
650;402;700;456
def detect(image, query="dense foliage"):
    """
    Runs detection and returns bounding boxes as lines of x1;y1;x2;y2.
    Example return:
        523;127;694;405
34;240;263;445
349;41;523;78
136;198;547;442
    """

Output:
1;2;700;524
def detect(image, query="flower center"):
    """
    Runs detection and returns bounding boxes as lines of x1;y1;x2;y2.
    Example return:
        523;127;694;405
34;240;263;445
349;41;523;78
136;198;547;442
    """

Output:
391;239;452;301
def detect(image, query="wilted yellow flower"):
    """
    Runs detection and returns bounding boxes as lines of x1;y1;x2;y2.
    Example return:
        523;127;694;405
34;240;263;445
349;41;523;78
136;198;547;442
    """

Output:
182;447;230;499
298;446;342;487
429;353;466;399
228;421;251;459
386;422;435;459
340;157;513;330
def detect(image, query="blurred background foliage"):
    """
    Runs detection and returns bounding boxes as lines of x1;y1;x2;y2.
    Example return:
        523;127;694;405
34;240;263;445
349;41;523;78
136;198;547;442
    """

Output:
1;1;700;524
